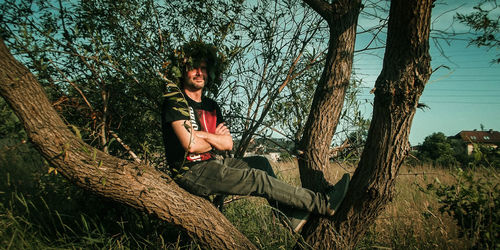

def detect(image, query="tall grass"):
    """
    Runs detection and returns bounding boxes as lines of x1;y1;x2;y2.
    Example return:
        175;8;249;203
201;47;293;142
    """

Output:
359;165;463;249
1;139;497;249
0;139;189;249
270;160;497;249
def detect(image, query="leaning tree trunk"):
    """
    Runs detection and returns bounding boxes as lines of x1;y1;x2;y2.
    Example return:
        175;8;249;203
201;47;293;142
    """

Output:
302;0;433;248
0;39;255;250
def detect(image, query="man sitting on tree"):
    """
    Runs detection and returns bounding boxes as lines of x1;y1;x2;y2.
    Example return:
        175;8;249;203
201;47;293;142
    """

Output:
161;41;350;233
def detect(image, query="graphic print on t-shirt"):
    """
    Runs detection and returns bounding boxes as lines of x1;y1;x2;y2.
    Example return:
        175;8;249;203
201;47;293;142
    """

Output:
188;106;199;131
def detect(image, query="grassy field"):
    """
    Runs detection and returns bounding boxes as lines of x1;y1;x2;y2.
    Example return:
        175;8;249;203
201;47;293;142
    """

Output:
1;141;497;249
227;160;496;249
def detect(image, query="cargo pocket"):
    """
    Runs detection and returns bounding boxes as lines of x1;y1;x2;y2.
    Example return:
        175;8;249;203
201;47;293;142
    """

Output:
176;163;212;197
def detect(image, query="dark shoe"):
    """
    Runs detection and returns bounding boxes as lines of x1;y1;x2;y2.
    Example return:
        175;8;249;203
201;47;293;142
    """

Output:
326;173;350;216
278;209;310;233
212;194;226;212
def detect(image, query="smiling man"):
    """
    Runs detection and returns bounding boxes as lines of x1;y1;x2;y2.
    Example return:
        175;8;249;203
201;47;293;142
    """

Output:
161;41;350;233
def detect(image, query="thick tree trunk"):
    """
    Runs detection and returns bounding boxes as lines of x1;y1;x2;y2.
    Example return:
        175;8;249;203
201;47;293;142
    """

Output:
0;39;255;250
298;0;362;191
301;0;433;248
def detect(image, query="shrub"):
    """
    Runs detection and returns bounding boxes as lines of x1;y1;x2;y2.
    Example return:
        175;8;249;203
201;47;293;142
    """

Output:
469;144;500;169
418;132;459;168
435;154;459;168
0;138;185;249
427;168;499;249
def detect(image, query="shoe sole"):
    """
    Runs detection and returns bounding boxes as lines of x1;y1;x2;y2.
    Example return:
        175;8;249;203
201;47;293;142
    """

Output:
277;209;310;233
293;215;309;233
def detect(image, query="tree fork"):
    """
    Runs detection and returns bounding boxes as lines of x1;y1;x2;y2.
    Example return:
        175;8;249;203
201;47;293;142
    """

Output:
0;38;256;250
301;0;433;248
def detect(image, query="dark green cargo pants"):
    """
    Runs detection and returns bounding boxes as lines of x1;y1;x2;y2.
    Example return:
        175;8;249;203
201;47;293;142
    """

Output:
175;156;330;215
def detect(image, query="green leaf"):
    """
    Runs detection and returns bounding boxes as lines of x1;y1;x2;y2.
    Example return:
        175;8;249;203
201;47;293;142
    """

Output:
163;91;181;97
81;146;90;154
70;124;82;139
107;138;116;147
173;107;190;116
171;66;181;78
171;97;187;104
165;82;178;88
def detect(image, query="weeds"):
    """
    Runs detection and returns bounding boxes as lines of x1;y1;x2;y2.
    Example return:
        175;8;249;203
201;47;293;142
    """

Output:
0;138;185;249
1;139;498;249
427;168;499;249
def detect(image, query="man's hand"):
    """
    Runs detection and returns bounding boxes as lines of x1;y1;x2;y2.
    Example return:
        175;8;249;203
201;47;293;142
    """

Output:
215;122;231;135
194;123;233;151
172;120;212;153
173;120;233;153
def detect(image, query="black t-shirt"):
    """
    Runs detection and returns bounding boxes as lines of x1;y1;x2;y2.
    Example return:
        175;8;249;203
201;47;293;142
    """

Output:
161;92;224;170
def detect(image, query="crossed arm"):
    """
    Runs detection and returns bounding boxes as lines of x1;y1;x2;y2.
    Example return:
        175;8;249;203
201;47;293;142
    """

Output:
171;120;233;154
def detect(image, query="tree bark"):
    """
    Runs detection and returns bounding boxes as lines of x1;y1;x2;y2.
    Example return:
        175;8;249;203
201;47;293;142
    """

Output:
298;0;362;192
0;38;255;250
301;0;433;248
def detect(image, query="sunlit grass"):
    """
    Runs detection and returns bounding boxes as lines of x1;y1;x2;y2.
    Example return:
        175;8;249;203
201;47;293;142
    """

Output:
267;160;490;249
368;165;463;249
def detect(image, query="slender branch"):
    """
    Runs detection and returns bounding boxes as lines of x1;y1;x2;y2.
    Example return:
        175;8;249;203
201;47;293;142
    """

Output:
151;1;165;54
223;195;245;205
109;130;141;164
48;59;94;112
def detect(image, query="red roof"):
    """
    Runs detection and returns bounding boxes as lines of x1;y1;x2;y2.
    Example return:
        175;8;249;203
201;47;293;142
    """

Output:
454;130;500;144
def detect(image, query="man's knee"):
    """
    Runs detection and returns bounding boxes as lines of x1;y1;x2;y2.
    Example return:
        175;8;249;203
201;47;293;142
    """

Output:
244;155;275;177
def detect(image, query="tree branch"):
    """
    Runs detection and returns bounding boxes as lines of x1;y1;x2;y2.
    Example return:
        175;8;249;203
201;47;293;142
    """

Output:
109;130;141;164
302;0;333;21
0;38;256;250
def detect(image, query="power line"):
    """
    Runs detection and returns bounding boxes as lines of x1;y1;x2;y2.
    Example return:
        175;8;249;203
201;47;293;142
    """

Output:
357;93;500;97
353;66;499;70
354;97;500;105
422;87;500;92
355;87;500;92
353;78;500;83
422;94;500;97
422;101;500;104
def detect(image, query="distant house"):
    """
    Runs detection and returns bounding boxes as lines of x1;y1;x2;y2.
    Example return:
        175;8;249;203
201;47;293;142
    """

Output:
241;137;295;162
242;152;282;162
451;130;500;155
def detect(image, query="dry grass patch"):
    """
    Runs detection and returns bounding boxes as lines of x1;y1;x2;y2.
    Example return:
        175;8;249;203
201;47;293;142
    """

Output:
369;165;464;249
224;159;497;249
269;160;493;249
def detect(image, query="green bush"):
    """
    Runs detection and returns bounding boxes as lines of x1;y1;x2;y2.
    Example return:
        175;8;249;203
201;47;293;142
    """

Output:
0;138;188;249
435;154;459;168
427;169;499;249
416;132;499;169
468;144;500;169
417;132;459;168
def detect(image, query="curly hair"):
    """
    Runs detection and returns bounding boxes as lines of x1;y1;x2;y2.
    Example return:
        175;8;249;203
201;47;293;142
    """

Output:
163;41;226;95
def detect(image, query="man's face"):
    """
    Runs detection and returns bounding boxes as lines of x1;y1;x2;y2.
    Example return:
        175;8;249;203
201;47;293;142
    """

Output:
183;61;207;91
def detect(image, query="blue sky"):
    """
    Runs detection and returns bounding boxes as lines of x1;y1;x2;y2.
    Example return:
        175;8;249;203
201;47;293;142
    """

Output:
353;0;500;145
